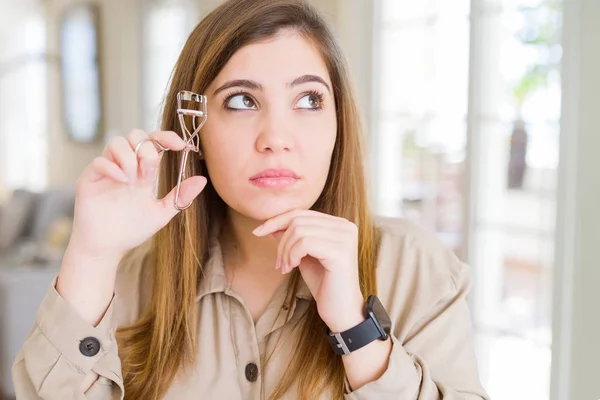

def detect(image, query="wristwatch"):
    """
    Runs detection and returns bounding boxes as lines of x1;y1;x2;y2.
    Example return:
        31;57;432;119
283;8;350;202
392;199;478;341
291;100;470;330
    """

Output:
326;295;392;356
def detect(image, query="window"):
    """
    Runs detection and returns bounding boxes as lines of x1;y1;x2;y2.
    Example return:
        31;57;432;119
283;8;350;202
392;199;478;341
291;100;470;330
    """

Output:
374;1;562;398
373;0;471;251
468;2;561;399
0;1;48;193
141;0;200;132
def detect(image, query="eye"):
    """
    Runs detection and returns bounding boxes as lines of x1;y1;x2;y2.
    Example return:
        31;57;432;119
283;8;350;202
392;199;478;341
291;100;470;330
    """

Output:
226;94;257;110
296;92;323;110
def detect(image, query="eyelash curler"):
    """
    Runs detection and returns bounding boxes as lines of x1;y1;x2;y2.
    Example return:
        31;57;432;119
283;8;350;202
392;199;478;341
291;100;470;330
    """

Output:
134;90;207;211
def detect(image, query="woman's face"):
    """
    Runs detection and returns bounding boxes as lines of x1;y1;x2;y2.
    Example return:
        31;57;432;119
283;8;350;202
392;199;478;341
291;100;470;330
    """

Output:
201;30;337;221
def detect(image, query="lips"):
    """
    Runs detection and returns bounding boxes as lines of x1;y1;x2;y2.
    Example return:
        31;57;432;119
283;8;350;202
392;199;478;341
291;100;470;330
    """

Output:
249;168;300;180
249;168;300;189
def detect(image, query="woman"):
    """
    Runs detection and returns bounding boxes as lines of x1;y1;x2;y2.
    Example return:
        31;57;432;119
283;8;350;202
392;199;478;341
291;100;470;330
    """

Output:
12;0;489;399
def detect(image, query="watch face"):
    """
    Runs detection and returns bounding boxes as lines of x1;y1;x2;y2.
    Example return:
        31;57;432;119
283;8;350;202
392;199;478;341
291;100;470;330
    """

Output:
367;295;392;336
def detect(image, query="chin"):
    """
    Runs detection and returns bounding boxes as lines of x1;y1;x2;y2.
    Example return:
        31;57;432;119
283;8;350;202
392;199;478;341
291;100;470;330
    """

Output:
234;196;316;222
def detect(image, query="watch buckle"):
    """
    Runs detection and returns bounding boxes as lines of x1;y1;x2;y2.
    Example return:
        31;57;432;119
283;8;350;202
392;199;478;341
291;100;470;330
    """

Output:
332;332;351;355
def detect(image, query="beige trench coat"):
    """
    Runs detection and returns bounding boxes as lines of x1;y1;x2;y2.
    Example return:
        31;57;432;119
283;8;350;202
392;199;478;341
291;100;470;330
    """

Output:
12;218;490;399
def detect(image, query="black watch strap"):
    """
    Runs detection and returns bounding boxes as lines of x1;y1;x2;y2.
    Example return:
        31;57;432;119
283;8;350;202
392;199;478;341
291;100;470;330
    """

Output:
326;316;383;356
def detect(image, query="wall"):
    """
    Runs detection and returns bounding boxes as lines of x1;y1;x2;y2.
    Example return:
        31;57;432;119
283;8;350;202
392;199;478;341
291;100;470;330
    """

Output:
551;0;600;399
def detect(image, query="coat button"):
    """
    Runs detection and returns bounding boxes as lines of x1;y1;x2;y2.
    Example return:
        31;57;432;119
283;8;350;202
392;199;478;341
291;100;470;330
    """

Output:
79;337;101;357
245;362;259;382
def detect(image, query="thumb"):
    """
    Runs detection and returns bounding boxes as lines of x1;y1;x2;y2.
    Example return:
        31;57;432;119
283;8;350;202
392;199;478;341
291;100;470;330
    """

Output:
159;175;208;218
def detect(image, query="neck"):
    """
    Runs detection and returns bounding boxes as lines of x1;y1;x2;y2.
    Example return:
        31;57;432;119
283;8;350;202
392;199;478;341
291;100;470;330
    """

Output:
220;208;279;273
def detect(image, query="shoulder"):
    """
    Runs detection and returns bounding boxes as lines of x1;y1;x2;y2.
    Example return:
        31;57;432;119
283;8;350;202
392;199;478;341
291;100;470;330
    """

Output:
113;241;154;328
374;216;467;284
372;217;472;335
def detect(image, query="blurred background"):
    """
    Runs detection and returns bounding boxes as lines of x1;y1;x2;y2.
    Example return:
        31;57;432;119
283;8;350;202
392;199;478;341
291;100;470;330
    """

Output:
0;0;598;399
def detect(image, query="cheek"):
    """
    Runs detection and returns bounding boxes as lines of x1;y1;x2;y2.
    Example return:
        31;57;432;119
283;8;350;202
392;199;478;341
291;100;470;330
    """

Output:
299;114;337;162
202;114;252;156
200;120;254;190
203;136;244;177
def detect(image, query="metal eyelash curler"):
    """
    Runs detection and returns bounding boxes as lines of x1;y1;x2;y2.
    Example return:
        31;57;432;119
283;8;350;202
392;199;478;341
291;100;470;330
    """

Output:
174;90;207;210
134;90;207;211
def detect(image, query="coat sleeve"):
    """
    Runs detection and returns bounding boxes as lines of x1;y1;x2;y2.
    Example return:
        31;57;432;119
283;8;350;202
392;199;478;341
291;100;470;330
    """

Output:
11;245;149;400
345;219;490;399
11;277;124;400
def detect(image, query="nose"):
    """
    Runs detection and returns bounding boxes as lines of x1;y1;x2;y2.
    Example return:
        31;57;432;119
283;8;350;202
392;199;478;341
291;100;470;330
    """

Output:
255;109;293;153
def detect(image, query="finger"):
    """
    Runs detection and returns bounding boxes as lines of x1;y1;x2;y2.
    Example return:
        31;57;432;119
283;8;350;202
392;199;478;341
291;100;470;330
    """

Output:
254;210;339;237
273;216;344;269
275;218;313;269
278;225;341;273
286;237;313;274
285;235;335;274
147;130;187;151
104;136;138;184
129;130;188;166
271;230;285;241
132;131;188;185
286;228;343;273
86;157;129;183
281;235;308;274
277;223;308;270
158;175;208;219
125;130;159;184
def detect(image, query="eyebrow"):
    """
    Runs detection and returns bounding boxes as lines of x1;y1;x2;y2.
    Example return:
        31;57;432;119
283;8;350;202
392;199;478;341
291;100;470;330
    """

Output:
212;74;331;97
289;74;331;93
213;79;263;97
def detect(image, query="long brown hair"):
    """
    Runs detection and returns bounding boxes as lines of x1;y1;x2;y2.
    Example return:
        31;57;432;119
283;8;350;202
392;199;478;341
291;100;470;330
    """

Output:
116;1;380;398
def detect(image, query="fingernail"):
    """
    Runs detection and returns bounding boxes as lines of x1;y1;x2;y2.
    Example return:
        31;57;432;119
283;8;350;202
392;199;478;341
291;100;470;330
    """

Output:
252;225;264;236
275;258;280;270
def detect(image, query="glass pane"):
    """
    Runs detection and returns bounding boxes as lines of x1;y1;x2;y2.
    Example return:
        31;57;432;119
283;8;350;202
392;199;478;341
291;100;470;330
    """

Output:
374;119;405;216
472;229;552;337
141;1;199;131
381;0;470;23
472;3;563;125
379;26;435;116
375;1;470;252
473;121;558;233
60;4;102;143
475;331;551;400
468;1;562;398
379;23;470;118
377;2;563;398
0;6;47;192
377;116;467;250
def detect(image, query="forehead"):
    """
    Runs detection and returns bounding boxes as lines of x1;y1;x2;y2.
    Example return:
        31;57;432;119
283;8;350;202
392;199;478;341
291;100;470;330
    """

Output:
211;30;331;87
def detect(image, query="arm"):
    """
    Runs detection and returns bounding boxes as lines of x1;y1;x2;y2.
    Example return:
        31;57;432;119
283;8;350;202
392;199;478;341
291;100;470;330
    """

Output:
343;261;489;399
11;244;149;399
12;129;203;399
11;273;124;400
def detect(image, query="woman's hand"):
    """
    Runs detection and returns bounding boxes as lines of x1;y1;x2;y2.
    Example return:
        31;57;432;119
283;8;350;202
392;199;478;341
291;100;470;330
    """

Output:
252;210;365;333
69;129;208;262
57;129;207;326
